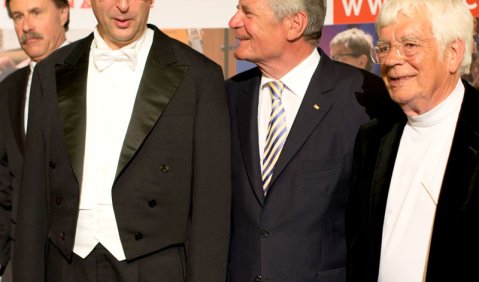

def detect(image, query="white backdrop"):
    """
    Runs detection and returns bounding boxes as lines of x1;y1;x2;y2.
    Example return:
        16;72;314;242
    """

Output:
1;0;240;30
0;0;335;30
0;0;332;50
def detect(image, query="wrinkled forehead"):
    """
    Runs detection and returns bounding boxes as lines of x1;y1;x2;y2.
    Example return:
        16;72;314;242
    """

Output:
376;2;430;31
377;12;433;42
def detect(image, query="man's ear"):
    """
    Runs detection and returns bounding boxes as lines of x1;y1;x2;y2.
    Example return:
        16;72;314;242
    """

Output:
286;11;308;42
60;6;69;28
447;38;465;74
358;54;368;69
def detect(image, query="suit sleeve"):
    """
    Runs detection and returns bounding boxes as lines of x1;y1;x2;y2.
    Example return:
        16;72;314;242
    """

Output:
346;124;367;282
0;90;12;271
187;63;231;282
13;68;49;282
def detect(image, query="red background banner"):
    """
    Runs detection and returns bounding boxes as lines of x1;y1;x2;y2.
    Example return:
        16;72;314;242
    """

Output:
333;0;479;25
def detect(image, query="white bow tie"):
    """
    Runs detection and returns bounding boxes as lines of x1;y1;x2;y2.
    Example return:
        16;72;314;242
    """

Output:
92;48;137;71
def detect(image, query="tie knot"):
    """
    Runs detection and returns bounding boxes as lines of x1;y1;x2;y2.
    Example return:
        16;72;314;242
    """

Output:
268;81;284;100
92;48;137;71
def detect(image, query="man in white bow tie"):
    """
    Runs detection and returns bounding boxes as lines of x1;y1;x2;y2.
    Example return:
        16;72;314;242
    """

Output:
13;0;231;281
0;0;69;281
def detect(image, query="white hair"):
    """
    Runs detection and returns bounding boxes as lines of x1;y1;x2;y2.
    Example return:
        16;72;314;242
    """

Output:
376;0;474;74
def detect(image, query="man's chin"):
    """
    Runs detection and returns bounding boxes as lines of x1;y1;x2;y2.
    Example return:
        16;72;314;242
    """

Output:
233;49;252;62
24;50;44;62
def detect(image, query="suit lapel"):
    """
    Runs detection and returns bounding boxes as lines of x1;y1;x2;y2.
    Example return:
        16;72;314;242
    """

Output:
56;34;92;186
425;82;479;278
427;82;479;258
237;70;265;205
268;53;335;188
434;82;479;210
115;26;188;178
369;121;404;233
8;67;30;155
357;118;404;275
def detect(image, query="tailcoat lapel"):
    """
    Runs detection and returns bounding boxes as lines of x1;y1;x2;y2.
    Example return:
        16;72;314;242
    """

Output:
8;67;30;155
115;26;188;178
56;28;188;184
237;70;265;205
56;34;92;186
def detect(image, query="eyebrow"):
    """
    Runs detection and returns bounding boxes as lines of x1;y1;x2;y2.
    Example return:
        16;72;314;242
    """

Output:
378;35;422;44
11;6;42;15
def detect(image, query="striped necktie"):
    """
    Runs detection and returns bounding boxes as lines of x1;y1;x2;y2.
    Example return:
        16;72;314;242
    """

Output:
262;81;286;195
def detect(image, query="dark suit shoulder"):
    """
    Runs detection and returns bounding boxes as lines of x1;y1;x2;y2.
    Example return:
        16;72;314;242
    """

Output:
460;80;479;132
149;26;221;70
334;61;402;121
35;34;94;72
226;67;261;84
225;67;260;93
170;38;219;68
0;66;29;88
224;67;261;110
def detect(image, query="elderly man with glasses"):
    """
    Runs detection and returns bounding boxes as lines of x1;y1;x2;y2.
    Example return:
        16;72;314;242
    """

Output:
347;0;479;281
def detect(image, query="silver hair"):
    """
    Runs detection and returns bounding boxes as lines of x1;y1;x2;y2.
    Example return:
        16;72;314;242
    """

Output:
376;0;474;74
268;0;327;44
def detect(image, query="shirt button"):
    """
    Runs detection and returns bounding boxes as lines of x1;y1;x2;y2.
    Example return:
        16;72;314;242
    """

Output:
160;164;170;173
59;232;65;240
55;196;62;205
134;232;143;241
49;161;56;169
254;275;263;281
148;200;157;208
260;229;270;239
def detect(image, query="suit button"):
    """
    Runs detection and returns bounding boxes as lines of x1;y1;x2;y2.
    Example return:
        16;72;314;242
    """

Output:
134;232;143;241
49;161;56;169
148;200;157;208
59;232;65;240
160;164;170;173
254;275;263;281
260;229;270;238
55;196;62;205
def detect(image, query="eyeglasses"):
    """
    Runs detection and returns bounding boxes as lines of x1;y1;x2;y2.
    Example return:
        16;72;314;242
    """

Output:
331;53;359;60
370;38;435;64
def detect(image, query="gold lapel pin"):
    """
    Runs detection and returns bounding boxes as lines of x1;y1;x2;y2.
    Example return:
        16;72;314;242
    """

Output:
313;104;320;110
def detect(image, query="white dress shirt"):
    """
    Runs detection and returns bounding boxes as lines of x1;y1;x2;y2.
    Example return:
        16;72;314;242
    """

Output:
378;80;464;282
258;49;320;168
73;27;154;261
23;60;35;134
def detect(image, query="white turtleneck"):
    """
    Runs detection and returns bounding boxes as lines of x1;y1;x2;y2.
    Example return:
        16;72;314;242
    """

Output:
378;80;464;282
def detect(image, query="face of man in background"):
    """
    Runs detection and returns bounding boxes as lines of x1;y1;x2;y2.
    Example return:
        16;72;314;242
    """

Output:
86;0;153;50
330;43;367;70
9;0;68;62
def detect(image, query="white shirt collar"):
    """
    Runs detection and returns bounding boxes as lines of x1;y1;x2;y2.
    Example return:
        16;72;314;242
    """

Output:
408;80;465;128
260;48;320;98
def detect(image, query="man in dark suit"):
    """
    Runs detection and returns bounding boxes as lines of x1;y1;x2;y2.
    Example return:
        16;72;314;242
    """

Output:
226;0;393;281
12;0;231;281
0;57;16;82
347;0;478;281
0;0;69;280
